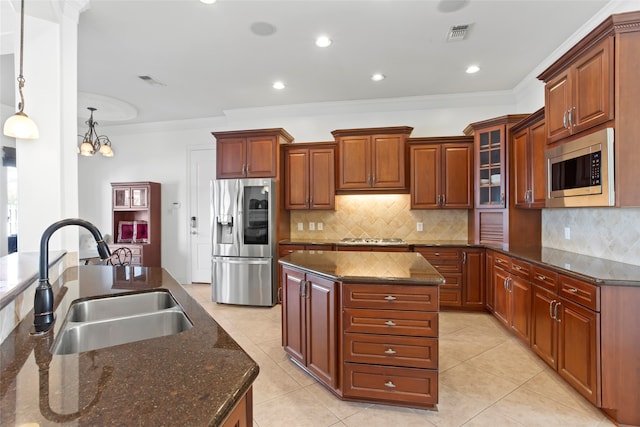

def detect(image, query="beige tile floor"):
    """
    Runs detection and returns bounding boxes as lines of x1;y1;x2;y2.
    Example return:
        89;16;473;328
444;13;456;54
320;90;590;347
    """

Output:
183;283;615;427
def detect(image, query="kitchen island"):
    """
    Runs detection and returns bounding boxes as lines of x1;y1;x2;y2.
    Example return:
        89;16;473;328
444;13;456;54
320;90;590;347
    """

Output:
279;250;444;409
0;265;258;426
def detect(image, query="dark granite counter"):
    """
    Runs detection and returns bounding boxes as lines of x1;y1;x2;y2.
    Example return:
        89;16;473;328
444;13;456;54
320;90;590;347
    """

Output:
279;250;445;284
0;265;258;426
280;239;640;286
0;251;66;310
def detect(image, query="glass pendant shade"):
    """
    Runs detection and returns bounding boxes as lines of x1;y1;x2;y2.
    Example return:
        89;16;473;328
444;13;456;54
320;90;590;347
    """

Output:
80;141;95;156
3;111;39;139
99;144;114;157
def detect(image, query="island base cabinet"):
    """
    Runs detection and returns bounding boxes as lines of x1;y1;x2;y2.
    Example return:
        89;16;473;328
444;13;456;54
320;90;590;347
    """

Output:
281;266;338;390
343;364;437;408
221;387;253;427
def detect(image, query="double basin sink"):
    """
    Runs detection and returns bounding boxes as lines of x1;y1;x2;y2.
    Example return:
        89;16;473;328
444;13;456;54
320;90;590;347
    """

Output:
51;289;193;355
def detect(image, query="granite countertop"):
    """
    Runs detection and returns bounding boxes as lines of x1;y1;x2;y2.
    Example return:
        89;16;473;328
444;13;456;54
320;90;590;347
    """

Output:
0;251;66;311
280;239;640;286
0;265;258;426
279;250;445;285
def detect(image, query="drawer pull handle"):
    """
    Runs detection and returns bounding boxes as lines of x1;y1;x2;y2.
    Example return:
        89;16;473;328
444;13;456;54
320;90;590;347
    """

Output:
384;348;396;355
384;320;396;327
536;274;546;281
384;381;396;388
567;288;578;293
384;295;397;301
434;252;440;256
514;265;522;271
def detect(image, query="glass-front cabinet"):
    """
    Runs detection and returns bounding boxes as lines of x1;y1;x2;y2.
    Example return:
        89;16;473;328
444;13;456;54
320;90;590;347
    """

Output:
476;124;506;208
113;185;149;210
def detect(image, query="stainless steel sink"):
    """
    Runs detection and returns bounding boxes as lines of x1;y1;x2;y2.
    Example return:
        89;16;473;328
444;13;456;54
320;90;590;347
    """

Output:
66;290;180;322
51;290;193;355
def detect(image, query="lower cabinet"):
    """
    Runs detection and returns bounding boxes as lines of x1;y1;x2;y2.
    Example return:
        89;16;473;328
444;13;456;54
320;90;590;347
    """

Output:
491;254;531;345
342;283;439;408
281;266;338;389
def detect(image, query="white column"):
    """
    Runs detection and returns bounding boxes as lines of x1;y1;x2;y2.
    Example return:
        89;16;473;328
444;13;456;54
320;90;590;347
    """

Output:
15;0;88;254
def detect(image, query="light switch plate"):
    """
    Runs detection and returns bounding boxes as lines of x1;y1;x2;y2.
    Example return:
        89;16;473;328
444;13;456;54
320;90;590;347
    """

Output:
317;222;323;231
297;222;303;231
417;222;424;232
309;222;315;231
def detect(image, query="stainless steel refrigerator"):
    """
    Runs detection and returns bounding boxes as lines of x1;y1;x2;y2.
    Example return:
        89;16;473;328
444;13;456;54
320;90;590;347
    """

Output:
211;178;276;306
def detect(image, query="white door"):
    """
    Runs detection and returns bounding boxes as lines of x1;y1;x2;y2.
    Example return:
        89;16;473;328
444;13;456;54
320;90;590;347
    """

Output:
189;147;216;283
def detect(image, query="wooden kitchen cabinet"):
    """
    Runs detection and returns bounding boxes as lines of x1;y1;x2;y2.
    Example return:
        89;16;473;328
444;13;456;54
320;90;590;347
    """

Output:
332;127;413;192
529;267;601;406
465;114;540;245
414;247;462;308
491;253;531;345
409;137;473;209
462;248;485;309
342;283;438;408
541;36;613;144
281;266;339;389
212;128;293;179
511;109;546;208
111;182;161;267
284;143;335;210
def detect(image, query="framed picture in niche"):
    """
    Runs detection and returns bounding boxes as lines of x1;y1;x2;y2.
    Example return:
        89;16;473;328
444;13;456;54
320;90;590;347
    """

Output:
117;221;134;243
134;221;148;242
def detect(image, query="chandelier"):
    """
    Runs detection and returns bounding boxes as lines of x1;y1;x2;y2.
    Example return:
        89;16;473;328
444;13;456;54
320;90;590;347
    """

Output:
3;0;39;139
79;107;114;157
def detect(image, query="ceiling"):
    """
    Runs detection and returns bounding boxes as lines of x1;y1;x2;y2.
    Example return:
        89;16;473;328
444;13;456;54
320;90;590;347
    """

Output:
4;0;614;125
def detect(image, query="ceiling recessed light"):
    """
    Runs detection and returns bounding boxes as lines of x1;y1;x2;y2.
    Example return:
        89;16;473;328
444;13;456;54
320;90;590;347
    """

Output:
371;73;386;82
315;36;332;48
200;0;217;4
466;65;480;74
273;81;285;90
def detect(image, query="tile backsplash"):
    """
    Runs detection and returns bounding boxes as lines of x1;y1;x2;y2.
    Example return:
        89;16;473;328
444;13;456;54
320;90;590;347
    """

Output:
290;194;468;241
542;208;640;266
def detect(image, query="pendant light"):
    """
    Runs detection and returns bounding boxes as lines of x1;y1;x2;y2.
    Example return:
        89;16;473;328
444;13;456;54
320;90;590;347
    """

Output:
3;0;39;139
79;108;114;157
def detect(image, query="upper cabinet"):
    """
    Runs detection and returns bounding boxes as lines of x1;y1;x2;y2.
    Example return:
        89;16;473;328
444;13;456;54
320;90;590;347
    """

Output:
541;37;613;144
511;109;546;209
212;128;293;179
284;143;335;210
409;136;473;209
538;11;640;207
465;116;527;210
331;127;413;192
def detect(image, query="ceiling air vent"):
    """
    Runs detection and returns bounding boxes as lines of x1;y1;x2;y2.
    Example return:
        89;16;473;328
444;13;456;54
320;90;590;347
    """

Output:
137;75;166;86
447;24;470;42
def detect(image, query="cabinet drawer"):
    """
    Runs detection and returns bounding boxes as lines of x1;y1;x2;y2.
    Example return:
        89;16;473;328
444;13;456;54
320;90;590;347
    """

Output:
430;263;462;273
343;363;437;407
344;309;438;337
415;248;461;261
344;334;437;368
559;275;599;311
343;284;438;311
440;273;462;289
439;289;462;307
494;253;510;268
510;258;531;280
531;265;558;292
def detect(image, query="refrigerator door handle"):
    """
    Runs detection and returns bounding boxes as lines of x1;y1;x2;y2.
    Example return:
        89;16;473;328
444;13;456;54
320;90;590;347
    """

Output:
213;257;271;265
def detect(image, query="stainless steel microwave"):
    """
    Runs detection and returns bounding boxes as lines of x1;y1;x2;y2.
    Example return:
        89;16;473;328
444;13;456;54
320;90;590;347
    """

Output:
545;128;615;207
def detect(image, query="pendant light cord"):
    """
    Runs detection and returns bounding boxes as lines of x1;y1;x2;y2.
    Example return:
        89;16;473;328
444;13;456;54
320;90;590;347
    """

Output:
16;0;26;114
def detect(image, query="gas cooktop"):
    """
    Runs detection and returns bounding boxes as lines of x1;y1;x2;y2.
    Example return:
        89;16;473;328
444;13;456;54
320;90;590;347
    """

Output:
339;238;406;245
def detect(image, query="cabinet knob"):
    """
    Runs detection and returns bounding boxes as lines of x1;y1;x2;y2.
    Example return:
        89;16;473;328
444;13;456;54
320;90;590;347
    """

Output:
384;381;396;388
384;348;397;355
384;320;396;327
384;295;397;301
